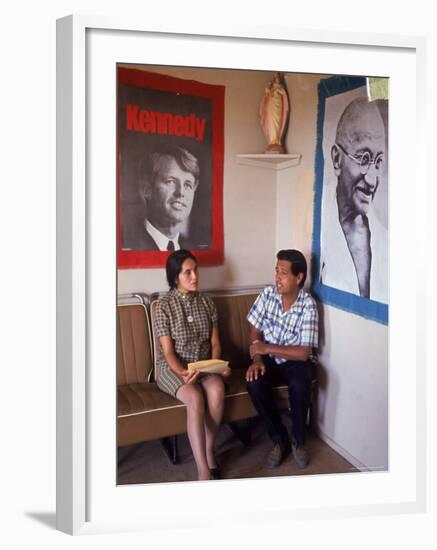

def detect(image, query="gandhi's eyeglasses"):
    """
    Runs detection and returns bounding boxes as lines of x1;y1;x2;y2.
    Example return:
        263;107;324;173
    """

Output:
336;143;384;175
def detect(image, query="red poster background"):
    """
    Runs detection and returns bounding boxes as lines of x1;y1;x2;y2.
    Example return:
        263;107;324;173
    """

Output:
117;67;225;268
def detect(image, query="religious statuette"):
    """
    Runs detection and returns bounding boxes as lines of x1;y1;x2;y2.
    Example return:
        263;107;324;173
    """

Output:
259;72;290;153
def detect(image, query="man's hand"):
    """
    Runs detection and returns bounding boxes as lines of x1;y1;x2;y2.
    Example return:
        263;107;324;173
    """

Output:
181;369;200;385
245;361;266;382
250;339;267;359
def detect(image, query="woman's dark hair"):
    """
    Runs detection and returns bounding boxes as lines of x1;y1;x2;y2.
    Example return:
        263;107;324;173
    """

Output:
276;249;307;287
166;249;197;289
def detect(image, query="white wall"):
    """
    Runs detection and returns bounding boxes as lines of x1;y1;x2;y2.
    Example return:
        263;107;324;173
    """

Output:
317;307;388;469
276;73;321;261
117;65;278;294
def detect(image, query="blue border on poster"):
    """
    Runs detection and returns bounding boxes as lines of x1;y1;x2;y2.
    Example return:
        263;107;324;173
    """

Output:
310;75;388;325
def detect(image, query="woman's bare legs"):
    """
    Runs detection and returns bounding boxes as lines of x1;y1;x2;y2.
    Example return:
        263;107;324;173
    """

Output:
176;384;210;480
200;375;225;469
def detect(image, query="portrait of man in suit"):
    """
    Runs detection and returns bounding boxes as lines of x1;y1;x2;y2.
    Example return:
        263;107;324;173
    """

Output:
123;143;201;252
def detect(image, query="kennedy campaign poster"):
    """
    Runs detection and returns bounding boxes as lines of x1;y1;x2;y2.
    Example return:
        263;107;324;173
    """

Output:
117;67;225;268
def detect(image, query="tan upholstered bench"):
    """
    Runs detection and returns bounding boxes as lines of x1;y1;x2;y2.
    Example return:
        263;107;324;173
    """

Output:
117;291;316;461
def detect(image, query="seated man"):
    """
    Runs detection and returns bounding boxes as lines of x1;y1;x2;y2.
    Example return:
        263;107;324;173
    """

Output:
245;249;319;469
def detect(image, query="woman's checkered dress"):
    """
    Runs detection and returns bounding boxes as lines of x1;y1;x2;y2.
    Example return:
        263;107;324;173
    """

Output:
154;289;218;397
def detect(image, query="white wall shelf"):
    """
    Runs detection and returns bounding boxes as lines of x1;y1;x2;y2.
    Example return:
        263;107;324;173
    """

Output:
237;153;302;170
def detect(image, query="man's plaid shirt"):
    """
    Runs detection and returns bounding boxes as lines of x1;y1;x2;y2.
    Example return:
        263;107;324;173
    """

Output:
247;285;319;364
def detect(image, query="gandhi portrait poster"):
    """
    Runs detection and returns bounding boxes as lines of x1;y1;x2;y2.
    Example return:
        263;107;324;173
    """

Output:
311;75;389;324
117;67;225;268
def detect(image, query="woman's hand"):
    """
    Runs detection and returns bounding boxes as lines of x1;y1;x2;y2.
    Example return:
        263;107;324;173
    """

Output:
181;369;200;385
221;366;232;378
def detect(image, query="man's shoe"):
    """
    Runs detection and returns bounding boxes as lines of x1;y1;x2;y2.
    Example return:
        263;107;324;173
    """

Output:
292;444;309;469
266;442;288;469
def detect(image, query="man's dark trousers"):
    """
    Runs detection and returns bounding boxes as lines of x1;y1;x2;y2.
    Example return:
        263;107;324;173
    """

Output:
246;355;313;447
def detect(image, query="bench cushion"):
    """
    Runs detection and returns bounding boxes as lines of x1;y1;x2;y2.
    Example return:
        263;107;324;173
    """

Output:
212;293;257;369
117;303;153;385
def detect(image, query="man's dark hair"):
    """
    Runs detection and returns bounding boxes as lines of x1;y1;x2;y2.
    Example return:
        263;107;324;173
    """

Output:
276;249;307;287
166;249;197;289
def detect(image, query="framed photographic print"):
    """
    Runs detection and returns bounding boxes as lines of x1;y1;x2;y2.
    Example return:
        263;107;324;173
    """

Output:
57;15;426;535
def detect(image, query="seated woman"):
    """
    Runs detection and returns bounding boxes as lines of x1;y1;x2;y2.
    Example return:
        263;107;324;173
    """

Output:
154;249;231;481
